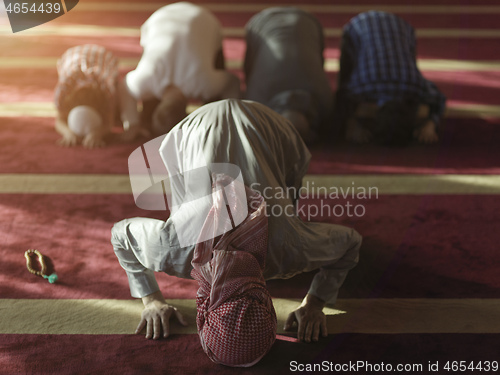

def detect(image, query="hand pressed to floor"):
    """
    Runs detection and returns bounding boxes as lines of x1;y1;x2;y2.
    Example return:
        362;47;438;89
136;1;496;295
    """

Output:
284;293;328;342
136;290;188;339
414;119;439;144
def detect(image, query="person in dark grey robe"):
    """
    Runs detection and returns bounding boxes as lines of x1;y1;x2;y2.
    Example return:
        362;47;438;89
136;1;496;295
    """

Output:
244;7;333;143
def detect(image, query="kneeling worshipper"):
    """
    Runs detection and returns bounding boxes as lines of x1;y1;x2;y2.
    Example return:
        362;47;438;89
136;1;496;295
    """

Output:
54;44;134;148
111;99;362;367
334;11;446;146
244;7;334;143
119;2;241;137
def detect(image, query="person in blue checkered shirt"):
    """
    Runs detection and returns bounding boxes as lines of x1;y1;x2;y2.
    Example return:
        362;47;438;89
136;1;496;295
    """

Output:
334;11;446;146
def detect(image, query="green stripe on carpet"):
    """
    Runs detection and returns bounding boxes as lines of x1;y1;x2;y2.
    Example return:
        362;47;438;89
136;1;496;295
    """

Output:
31;3;500;14
1;174;500;194
1;298;498;335
2;25;500;38
3;57;500;72
1;102;499;119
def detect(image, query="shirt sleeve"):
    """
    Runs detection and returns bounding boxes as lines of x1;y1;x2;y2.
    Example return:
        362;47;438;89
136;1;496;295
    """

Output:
111;217;194;298
111;218;162;298
125;61;159;101
334;28;358;132
200;70;241;102
243;17;259;81
307;228;362;305
423;81;447;127
117;78;140;128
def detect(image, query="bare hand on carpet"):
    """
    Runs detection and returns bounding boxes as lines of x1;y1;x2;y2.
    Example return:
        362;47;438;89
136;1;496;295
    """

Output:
414;119;439;144
55;115;78;147
82;131;106;149
284;293;328;343
57;132;78;147
137;290;188;339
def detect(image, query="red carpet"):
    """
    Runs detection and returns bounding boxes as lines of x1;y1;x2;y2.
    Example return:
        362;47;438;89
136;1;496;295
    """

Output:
4;69;500;108
310;117;500;175
3;35;500;61
0;117;499;175
1;194;499;300
1;333;498;375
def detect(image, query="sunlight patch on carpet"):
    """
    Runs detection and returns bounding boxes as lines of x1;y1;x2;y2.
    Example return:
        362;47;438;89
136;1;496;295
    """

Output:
3;57;500;72
1;298;499;335
2;174;500;194
2;102;500;119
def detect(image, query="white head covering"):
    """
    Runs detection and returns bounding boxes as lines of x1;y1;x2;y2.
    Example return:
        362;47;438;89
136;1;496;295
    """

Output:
67;105;102;136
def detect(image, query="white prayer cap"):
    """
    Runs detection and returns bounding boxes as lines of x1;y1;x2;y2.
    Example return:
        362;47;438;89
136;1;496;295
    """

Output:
68;105;102;137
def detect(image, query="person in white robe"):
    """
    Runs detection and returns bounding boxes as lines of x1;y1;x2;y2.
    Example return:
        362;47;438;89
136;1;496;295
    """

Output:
119;2;241;138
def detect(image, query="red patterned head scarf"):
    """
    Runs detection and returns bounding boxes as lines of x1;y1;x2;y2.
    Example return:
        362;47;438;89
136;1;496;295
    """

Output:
191;174;276;367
